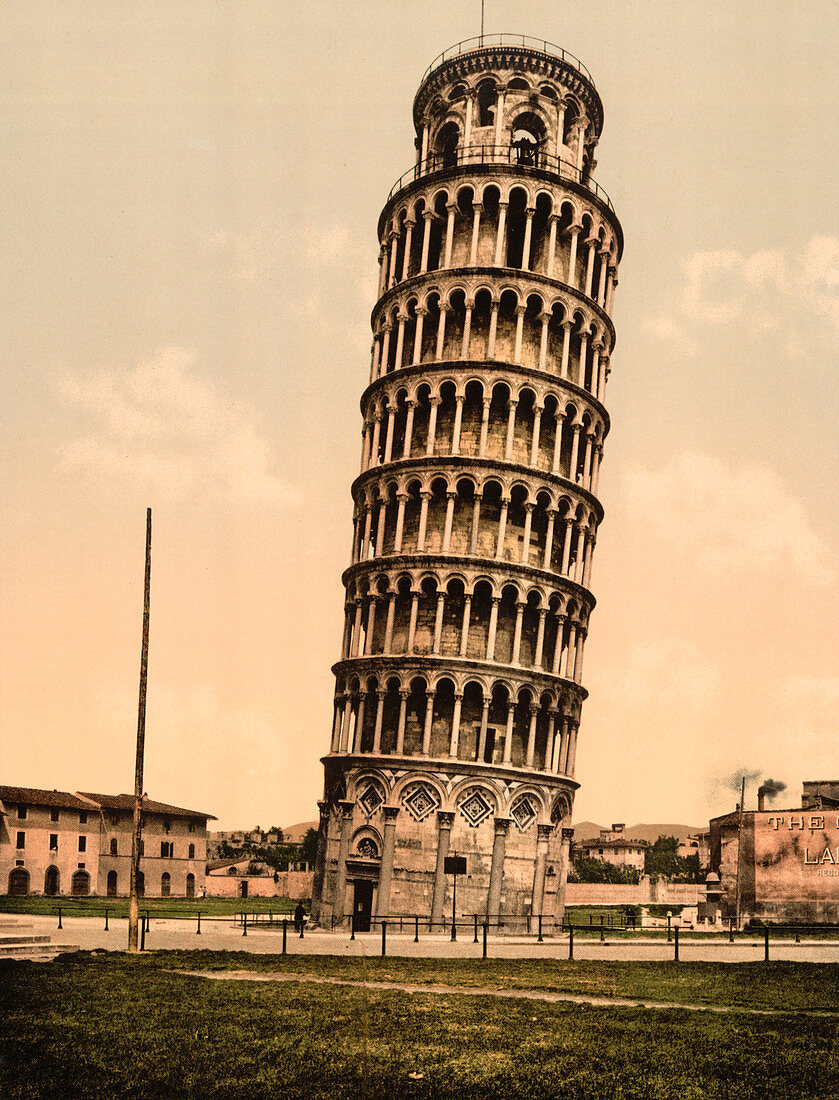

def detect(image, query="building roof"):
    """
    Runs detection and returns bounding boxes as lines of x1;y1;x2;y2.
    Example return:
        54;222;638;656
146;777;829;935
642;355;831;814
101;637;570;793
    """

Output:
0;785;214;820
0;785;99;812
579;837;646;850
79;792;215;820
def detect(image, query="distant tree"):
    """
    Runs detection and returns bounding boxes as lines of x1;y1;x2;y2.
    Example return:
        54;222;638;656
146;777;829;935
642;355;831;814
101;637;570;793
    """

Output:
569;858;640;885
645;836;704;883
300;828;319;866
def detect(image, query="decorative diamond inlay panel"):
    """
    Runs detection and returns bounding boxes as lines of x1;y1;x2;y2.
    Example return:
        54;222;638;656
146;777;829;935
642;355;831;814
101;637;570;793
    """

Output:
402;782;439;822
359;782;384;816
458;789;493;828
511;796;537;832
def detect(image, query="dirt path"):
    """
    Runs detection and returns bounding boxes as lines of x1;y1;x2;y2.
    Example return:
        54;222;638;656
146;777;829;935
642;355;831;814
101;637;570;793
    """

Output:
174;969;839;1018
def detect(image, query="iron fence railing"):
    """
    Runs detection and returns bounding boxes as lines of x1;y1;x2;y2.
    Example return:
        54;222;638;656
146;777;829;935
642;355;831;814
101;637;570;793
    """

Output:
385;146;614;212
419;35;594;85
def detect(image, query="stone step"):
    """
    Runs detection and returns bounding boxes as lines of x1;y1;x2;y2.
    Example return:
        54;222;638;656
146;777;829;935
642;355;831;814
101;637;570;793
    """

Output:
0;935;52;946
0;919;34;929
0;945;80;962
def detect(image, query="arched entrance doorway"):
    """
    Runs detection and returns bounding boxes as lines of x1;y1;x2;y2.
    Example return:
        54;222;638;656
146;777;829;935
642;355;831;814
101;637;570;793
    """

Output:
44;866;60;896
8;868;29;896
107;870;118;897
71;870;90;896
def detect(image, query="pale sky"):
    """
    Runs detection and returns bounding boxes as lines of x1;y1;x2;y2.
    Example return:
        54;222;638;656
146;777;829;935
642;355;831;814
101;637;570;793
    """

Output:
2;1;837;831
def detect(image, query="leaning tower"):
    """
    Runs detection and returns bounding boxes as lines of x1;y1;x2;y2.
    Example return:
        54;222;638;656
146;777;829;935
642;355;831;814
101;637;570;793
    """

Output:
311;35;622;932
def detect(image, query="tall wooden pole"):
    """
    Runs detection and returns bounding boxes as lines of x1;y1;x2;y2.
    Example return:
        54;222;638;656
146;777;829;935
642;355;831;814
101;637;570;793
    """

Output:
734;774;745;931
128;508;152;952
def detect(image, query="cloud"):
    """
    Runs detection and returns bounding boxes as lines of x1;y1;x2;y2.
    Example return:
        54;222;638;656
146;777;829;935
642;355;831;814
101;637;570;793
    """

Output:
590;637;721;709
57;346;295;507
623;451;834;585
646;236;839;353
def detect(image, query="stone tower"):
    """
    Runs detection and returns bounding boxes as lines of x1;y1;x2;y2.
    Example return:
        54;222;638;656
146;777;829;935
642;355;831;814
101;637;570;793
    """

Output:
311;35;622;932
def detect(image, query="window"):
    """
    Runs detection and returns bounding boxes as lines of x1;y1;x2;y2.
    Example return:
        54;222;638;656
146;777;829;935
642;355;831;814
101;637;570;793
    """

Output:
110;814;119;827
188;821;195;833
16;831;25;849
107;870;118;897
139;839;145;857
163;819;172;834
79;811;87;824
185;873;195;899
50;808;60;823
109;838;118;856
78;835;87;853
161;872;171;898
188;843;195;860
161;841;172;858
17;805;27;820
49;834;58;851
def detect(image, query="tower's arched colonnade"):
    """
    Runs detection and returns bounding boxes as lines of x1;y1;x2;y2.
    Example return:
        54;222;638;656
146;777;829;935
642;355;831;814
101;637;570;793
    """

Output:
312;37;623;933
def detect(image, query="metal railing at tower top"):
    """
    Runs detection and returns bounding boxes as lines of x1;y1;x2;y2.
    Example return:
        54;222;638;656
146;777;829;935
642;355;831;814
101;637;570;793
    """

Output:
420;35;594;86
385;145;615;213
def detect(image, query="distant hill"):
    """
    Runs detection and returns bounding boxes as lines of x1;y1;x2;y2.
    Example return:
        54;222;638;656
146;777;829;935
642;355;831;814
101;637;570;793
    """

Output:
572;821;705;844
282;820;318;844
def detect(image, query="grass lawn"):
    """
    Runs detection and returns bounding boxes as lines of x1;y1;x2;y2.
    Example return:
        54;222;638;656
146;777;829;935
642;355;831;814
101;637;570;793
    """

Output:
1;952;837;1099
0;896;301;918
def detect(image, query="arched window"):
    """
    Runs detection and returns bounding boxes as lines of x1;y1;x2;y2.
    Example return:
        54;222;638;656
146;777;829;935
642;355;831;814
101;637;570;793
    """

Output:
161;872;171;898
511;112;546;167
137;871;145;897
188;843;195;860
107;870;118;897
435;122;460;169
477;80;497;128
186;873;196;899
109;838;118;856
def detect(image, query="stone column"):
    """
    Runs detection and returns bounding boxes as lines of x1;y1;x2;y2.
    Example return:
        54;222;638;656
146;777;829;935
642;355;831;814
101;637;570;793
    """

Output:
421;689;435;755
416;490;431;551
400;220;414;281
486;818;511;920
420;209;433;273
525;704;539;767
545;709;557;771
372;690;386;752
567;721;579;775
487;303;499;358
352;599;364;656
534;608;547;668
503;702;515;764
451;394;465;453
546;214;558;278
469;202;482;265
530;823;553;929
567;224;581;287
379;325;392;375
459;594;472;657
477;697;490;763
449;692;463;758
332;801;355;926
493;201;508;266
520;504;534;565
513;306;526;364
554;827;575;926
584;238;597;298
402;402;415;457
442;491;456;552
486;596;500;660
330;697;343;752
460;307;473;360
504;399;518;460
388;230;399;288
407;592;419;651
560;519;574;575
426;397;440;455
568;424;581;483
560;321;572;378
430;811;455;929
470;492;482;554
353;691;366;752
364;595;377;655
478;400;491;456
374;501;386;558
537;313;550;372
383;593;396;653
394;492;407;552
543;510;557;570
432;591;446;653
370;415;382;467
521;207;536;270
511;600;525;664
375;806;400;917
412;310;426;365
530;406;543;466
564;623;578;679
435;303;450;360
443;202;457;268
495;498;509;559
552;415;564;474
551;616;566;675
393;317;406;372
395;690;409;754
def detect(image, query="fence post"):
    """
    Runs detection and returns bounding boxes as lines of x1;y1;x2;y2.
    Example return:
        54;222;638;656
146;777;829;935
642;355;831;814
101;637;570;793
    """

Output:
729;917;734;943
381;920;387;957
482;920;488;959
674;925;679;962
58;907;62;930
568;924;574;960
282;919;288;955
140;917;146;951
243;911;248;937
350;913;355;940
197;913;201;935
538;915;543;943
299;915;305;940
414;915;419;944
600;921;605;943
104;908;109;931
764;926;769;962
473;914;479;944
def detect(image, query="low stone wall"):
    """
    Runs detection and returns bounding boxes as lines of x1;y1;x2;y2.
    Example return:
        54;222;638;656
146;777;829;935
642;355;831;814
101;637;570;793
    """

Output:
205;870;313;899
566;878;703;907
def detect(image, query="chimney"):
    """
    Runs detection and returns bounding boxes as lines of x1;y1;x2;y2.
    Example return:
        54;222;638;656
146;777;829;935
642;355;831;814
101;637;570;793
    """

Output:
757;785;767;813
